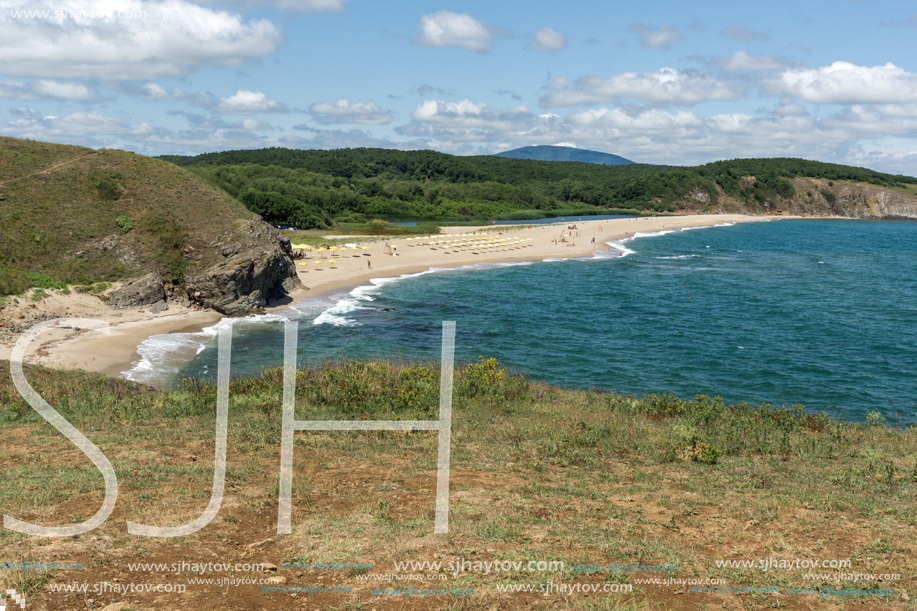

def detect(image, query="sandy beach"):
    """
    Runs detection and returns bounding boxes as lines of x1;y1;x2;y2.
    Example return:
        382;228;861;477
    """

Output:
0;214;782;380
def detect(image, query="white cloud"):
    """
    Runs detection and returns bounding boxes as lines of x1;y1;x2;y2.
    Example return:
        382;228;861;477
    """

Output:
416;11;493;52
141;83;171;100
388;95;917;172
771;61;917;104
410;99;533;130
628;23;683;49
268;0;347;10
0;0;282;79
0;79;92;100
240;117;271;130
308;99;392;124
32;80;93;100
6;109;155;139
530;27;567;52
217;90;287;114
720;51;789;72
396;99;549;144
541;68;739;107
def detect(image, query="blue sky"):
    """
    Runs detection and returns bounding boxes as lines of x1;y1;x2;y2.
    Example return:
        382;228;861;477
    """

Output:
1;0;916;173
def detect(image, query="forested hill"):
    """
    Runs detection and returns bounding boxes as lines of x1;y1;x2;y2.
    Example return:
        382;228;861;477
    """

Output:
160;148;917;228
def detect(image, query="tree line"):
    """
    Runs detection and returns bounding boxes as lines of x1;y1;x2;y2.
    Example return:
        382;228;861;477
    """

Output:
159;148;917;228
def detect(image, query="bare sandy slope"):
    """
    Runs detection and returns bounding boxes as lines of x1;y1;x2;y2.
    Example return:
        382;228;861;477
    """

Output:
0;214;781;379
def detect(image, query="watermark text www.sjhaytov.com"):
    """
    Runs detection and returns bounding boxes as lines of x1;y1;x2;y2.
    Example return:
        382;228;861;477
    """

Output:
9;9;146;20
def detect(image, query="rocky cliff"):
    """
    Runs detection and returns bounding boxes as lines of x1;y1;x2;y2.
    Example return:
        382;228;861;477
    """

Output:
184;219;300;315
680;177;917;219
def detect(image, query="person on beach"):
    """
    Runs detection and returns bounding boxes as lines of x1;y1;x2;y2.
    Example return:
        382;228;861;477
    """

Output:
367;259;371;269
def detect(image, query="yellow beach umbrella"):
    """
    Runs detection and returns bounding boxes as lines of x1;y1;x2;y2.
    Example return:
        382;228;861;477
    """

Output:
314;260;323;264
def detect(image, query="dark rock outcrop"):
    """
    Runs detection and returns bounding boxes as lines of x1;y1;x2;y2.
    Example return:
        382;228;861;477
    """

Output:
184;219;301;316
108;273;166;309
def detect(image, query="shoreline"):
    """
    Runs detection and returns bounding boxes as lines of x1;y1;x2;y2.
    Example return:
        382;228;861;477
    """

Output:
1;214;787;381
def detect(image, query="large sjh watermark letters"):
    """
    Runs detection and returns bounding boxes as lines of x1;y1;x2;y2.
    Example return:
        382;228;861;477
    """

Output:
5;319;455;538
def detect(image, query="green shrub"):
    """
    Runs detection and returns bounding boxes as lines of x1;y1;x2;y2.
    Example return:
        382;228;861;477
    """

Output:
25;271;66;290
116;215;135;233
460;356;506;398
693;442;721;465
74;282;111;295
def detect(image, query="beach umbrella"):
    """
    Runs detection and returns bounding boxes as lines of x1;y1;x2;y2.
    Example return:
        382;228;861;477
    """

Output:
296;261;309;266
314;260;323;264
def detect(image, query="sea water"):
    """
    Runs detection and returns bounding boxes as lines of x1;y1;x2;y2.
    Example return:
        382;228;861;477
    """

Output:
135;219;917;423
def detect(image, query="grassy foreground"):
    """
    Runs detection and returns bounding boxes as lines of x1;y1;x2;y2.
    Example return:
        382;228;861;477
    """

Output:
1;360;915;610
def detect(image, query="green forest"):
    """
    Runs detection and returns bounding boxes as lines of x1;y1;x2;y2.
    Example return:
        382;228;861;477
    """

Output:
160;148;917;228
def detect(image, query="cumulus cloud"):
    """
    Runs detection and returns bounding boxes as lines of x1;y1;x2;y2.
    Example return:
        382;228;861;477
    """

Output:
137;84;216;109
396;99;546;142
719;51;790;72
541;68;740;107
410;100;531;129
720;25;770;42
264;0;347;10
628;23;682;49
5;109;155;142
530;27;567;52
0;0;282;79
217;90;287;114
415;11;493;52
771;61;917;104
308;99;392;124
0;79;92;100
388;94;917;172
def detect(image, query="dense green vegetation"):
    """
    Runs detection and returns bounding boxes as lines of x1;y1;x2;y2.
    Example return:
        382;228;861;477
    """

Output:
162;148;917;228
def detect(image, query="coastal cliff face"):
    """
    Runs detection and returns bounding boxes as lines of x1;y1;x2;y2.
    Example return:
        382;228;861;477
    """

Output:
682;177;917;219
184;219;300;315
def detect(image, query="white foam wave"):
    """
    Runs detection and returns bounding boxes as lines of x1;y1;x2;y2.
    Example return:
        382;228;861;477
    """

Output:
123;311;293;387
605;222;740;258
311;261;536;327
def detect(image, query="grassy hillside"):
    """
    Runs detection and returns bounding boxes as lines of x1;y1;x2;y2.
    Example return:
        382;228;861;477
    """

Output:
1;360;914;609
0;137;255;296
160;147;917;227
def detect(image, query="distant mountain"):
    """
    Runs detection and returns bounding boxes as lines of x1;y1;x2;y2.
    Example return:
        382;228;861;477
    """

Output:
494;145;635;165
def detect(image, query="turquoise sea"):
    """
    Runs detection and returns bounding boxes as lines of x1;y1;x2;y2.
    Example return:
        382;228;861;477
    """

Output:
130;219;917;423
